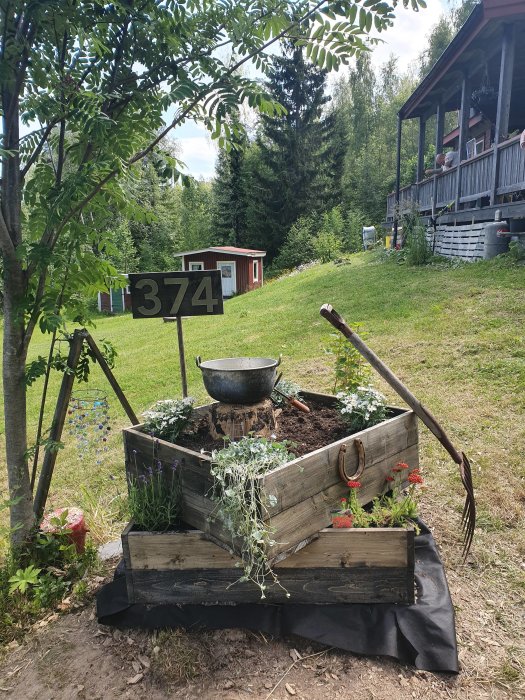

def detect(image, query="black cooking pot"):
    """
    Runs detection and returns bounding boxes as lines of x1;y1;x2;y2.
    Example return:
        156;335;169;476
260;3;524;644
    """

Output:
196;356;282;404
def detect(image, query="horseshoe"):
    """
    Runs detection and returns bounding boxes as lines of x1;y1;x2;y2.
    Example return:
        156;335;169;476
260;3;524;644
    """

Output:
338;438;366;483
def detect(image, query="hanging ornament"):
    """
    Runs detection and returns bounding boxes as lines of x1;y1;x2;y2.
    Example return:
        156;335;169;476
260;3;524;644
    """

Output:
67;389;111;463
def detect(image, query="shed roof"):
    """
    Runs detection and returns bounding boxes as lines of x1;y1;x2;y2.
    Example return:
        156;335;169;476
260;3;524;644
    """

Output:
174;246;266;258
399;0;525;120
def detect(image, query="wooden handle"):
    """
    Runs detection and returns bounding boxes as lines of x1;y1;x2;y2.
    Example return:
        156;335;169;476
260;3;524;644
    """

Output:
289;397;310;413
320;304;462;464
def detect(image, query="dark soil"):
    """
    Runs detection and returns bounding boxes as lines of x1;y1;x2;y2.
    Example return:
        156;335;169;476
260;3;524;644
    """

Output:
176;399;350;458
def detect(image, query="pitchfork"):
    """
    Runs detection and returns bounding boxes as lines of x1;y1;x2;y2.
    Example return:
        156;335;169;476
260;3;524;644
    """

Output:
321;303;475;559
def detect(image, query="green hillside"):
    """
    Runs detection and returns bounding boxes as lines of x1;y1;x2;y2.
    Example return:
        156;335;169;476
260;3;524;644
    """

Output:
1;253;524;576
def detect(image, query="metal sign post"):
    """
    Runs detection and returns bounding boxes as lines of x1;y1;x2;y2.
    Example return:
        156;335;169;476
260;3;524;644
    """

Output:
128;270;224;397
176;316;188;397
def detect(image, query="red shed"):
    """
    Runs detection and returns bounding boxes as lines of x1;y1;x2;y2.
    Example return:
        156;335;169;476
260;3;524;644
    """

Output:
174;246;266;298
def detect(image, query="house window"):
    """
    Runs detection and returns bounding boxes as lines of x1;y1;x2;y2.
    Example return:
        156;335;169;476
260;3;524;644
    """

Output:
189;261;204;271
253;260;259;282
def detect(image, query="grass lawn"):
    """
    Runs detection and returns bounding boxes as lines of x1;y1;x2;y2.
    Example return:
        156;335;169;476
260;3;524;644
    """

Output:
0;252;524;688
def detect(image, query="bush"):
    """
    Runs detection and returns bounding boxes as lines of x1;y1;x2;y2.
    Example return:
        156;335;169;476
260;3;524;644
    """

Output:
271;216;316;272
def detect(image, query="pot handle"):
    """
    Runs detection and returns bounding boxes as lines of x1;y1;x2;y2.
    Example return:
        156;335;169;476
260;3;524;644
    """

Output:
338;438;366;482
276;354;282;367
195;355;202;368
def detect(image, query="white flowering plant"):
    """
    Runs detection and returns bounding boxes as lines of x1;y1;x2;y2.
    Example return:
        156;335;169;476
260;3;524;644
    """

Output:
209;436;294;598
336;386;387;432
142;397;195;443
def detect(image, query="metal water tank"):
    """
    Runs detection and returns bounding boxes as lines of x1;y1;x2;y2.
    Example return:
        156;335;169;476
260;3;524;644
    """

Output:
483;221;509;259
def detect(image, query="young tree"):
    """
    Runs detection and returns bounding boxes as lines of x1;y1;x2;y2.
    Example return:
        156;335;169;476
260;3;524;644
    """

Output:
1;1;426;545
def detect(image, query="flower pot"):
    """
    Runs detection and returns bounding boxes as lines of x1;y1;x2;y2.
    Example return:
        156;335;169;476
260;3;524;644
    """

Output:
331;510;353;528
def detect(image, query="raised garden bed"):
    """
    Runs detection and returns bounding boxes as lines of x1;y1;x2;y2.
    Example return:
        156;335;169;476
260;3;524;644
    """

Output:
123;391;419;563
121;522;415;605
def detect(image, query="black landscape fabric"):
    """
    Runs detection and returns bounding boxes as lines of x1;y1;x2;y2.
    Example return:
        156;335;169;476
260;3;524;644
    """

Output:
96;523;459;673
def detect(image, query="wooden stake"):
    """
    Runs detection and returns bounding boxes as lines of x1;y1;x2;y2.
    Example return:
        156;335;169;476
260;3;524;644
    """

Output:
176;316;188;398
84;333;139;425
33;329;86;520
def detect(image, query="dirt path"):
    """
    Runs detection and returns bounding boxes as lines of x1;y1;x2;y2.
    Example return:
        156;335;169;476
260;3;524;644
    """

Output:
0;548;522;700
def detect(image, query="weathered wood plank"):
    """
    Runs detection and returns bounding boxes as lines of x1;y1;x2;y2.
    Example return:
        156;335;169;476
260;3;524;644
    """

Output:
126;528;241;570
128;566;413;605
276;528;409;569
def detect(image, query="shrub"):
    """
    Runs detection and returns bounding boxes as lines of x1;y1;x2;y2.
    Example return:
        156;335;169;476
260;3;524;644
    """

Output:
271;216;316;272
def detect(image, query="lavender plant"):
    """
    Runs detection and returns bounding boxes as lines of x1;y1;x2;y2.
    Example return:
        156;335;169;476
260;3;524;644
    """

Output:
128;458;182;531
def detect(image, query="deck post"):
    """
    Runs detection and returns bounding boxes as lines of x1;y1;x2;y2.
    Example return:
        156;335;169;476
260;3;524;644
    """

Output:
491;24;515;205
455;73;471;210
432;102;445;211
417;116;426;183
393;113;402;247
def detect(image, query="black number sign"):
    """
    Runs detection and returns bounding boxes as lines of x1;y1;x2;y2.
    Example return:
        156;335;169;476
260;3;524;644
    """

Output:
128;271;224;319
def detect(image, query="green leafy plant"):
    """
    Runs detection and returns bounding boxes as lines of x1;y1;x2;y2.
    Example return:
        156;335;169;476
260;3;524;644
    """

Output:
209;437;294;598
8;565;42;595
271;379;302;407
325;329;372;392
371;462;423;531
334;462;424;532
142;398;195;443
405;224;433;266
337;386;387;432
128;458;183;531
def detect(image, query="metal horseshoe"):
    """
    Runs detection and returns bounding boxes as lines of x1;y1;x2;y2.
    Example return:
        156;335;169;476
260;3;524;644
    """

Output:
338;438;366;483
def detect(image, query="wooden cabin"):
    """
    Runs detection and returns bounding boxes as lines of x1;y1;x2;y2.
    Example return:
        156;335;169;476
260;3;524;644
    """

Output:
387;0;525;257
98;278;132;314
174;246;266;297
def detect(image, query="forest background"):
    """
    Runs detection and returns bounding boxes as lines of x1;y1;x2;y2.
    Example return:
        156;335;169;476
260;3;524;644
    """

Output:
104;0;476;277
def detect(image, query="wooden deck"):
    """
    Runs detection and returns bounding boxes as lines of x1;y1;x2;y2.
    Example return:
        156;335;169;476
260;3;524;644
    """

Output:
387;134;525;223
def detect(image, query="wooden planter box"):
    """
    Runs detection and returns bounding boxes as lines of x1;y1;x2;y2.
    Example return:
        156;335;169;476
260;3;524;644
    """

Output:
123;391;418;564
122;522;415;605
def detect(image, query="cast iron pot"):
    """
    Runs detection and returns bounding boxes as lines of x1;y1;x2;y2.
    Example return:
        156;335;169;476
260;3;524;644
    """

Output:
195;356;282;404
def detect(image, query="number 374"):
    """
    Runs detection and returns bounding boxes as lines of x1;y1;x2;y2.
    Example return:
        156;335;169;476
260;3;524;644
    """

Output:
135;276;219;316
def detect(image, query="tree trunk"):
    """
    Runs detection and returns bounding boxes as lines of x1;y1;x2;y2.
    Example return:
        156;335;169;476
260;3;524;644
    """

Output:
2;79;35;545
2;260;35;545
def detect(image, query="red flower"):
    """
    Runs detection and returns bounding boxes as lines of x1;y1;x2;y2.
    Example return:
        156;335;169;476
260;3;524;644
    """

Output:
396;462;409;470
385;476;394;482
347;480;361;489
408;472;424;484
332;514;353;529
340;497;347;503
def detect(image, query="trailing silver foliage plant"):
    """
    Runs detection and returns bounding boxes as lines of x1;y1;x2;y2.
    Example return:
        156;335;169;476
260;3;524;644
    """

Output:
209;437;294;598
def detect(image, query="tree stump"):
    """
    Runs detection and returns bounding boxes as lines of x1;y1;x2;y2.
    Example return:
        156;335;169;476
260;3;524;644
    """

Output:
205;399;279;441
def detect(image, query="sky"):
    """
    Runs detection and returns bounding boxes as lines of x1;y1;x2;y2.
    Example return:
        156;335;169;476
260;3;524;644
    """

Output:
174;0;448;180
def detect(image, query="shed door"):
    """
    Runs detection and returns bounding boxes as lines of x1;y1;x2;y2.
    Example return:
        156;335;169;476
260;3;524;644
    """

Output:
110;288;124;312
217;261;236;297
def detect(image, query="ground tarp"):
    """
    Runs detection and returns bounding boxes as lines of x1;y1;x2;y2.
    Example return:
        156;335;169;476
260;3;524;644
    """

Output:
96;523;459;673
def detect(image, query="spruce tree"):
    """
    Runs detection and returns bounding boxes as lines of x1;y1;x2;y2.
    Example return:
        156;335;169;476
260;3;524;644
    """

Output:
248;44;333;259
212;131;250;246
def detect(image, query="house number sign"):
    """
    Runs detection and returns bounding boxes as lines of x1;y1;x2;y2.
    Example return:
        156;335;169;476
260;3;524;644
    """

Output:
128;270;224;319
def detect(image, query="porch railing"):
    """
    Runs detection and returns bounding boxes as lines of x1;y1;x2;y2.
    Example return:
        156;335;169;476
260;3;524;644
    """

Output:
386;134;525;221
460;150;493;202
497;136;525;195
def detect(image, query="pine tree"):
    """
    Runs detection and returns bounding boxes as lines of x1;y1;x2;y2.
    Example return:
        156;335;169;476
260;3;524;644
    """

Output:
248;44;334;259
